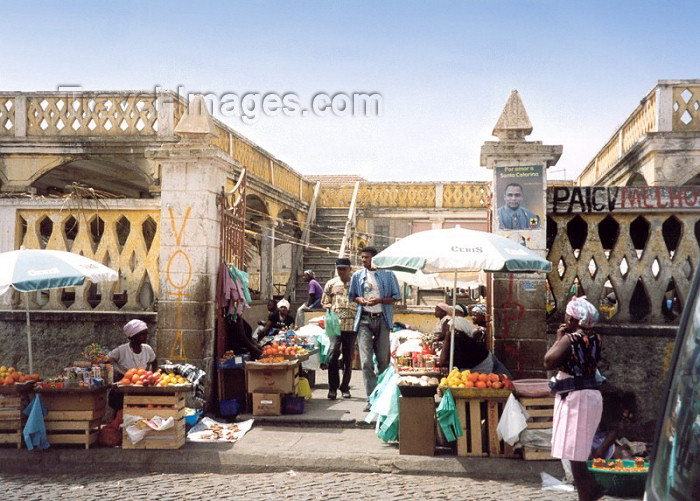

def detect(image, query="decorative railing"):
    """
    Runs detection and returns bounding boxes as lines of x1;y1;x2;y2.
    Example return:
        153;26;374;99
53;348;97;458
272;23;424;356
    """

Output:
318;182;489;209
0;91;315;203
0;97;14;136
11;205;160;312
546;186;700;324
578;80;700;185
442;183;489;208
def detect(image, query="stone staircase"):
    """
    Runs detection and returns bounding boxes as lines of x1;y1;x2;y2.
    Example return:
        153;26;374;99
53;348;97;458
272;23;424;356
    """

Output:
294;208;348;301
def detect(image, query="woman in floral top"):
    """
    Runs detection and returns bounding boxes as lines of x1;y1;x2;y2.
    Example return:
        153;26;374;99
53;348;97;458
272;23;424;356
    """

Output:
544;296;604;501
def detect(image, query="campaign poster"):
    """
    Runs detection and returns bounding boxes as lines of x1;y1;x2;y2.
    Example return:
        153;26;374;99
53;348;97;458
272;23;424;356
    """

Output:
494;165;544;231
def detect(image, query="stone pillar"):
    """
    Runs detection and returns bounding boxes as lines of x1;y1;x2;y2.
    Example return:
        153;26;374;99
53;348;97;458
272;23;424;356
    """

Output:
148;95;240;380
480;90;562;379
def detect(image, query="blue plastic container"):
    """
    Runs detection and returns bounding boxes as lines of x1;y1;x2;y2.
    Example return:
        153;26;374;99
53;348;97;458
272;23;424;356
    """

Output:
219;398;241;417
185;409;202;427
282;395;305;415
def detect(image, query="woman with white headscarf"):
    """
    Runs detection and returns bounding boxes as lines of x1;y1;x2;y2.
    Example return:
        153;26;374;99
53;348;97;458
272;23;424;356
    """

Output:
108;319;158;411
544;297;604;501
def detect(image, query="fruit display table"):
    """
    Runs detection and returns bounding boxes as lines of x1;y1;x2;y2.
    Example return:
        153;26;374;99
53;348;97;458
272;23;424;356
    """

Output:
115;384;192;449
0;384;33;449
36;385;109;449
446;387;513;457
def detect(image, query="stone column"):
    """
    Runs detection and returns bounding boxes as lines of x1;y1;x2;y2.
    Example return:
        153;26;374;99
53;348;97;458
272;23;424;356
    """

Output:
480;90;562;379
147;95;240;380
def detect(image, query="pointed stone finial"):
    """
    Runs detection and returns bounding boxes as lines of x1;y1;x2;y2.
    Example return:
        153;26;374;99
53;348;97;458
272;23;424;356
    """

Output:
492;90;533;141
174;94;218;139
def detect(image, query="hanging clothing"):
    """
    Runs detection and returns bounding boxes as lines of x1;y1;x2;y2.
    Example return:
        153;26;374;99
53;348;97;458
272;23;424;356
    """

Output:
23;394;49;450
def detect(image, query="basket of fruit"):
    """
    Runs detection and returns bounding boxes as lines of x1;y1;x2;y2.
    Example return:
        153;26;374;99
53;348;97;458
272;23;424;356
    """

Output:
397;376;440;397
438;369;514;397
588;459;648;497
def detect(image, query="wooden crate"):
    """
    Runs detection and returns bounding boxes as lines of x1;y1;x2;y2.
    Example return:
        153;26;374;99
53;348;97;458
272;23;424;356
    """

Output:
453;394;515;458
520;396;556;460
122;390;187;450
0;395;22;449
40;388;108;449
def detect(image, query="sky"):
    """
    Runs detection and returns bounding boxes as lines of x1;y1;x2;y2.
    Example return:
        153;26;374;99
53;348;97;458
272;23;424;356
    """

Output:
2;0;698;182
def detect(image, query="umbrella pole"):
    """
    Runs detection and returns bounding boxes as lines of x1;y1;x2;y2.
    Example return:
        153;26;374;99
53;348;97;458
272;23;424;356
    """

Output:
449;271;457;371
25;293;33;374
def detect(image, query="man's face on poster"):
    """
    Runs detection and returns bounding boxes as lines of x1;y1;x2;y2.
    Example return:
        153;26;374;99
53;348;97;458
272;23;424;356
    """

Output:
504;184;523;209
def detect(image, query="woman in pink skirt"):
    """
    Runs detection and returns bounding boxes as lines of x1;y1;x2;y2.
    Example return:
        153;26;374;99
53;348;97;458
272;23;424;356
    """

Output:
544;297;604;501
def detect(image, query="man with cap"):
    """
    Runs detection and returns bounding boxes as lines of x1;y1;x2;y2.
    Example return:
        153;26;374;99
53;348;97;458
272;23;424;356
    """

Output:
296;270;323;327
321;258;358;400
348;246;401;410
107;319;158;411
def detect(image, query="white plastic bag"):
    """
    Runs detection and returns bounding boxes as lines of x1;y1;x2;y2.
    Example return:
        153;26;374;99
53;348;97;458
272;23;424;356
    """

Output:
496;393;529;446
123;414;174;444
541;472;574;492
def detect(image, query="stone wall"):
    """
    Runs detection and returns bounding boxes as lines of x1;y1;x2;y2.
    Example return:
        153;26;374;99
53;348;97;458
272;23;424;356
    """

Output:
0;311;156;378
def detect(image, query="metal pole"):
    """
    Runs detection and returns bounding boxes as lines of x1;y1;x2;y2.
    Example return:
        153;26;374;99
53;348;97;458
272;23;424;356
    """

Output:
449;270;457;371
25;293;33;374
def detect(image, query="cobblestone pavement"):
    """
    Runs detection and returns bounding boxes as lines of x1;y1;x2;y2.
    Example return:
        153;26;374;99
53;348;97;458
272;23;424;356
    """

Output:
0;471;633;501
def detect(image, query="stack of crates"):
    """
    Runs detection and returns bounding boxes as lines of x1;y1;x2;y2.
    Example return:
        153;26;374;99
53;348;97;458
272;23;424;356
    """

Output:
0;393;22;449
121;389;187;449
519;396;555;460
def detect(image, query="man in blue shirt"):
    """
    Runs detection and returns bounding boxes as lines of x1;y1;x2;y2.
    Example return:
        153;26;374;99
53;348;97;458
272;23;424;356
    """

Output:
348;246;401;410
497;182;540;230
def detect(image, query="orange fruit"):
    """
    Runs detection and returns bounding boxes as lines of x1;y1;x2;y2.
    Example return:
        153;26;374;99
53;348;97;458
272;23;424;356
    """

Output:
476;381;487;388
467;373;479;382
488;373;500;382
465;380;475;387
131;374;140;384
137;368;147;376
3;376;13;385
120;377;131;385
477;373;489;382
492;381;503;389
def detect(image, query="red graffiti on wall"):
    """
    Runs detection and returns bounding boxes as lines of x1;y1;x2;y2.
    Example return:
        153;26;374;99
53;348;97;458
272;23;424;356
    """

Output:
501;274;525;378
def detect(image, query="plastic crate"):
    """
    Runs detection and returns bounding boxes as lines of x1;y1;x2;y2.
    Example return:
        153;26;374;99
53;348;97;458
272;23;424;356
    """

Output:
587;460;648;497
218;354;250;369
219;398;241;417
282;395;305;415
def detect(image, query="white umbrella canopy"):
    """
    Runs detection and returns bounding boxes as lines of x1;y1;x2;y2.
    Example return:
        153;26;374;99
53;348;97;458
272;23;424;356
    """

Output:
373;227;552;274
0;248;119;373
373;228;552;370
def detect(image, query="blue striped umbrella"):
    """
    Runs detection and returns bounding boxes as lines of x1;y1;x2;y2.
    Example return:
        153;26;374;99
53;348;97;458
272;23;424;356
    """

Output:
0;248;119;373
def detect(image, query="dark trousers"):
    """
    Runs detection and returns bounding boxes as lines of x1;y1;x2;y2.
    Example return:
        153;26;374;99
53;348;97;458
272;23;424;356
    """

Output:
327;330;357;392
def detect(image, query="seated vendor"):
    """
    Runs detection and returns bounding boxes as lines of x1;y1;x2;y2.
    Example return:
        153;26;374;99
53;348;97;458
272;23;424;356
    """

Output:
433;303;452;341
272;299;295;331
253;299;278;340
439;306;512;378
108;319;158;411
227;316;263;360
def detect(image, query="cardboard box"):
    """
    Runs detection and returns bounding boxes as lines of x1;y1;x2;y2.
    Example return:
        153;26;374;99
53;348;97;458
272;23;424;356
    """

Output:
246;362;298;394
399;396;435;456
252;392;281;416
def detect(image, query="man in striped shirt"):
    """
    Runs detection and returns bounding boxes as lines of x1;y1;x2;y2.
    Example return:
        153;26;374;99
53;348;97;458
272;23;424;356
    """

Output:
348;246;401;410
